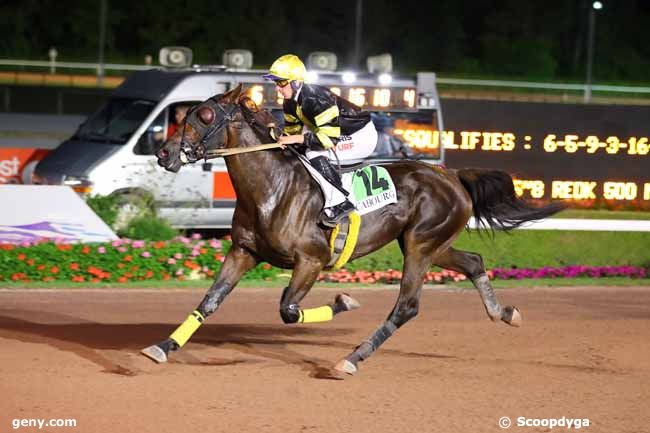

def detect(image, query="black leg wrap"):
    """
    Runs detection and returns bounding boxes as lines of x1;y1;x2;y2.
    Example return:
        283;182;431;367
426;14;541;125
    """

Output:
197;282;232;317
279;286;301;324
279;303;301;324
348;321;397;364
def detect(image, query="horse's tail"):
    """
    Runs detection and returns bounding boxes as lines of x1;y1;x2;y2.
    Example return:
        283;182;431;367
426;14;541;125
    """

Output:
456;168;565;231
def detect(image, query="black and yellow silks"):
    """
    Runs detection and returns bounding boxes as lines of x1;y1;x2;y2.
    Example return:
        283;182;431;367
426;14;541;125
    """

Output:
281;84;371;150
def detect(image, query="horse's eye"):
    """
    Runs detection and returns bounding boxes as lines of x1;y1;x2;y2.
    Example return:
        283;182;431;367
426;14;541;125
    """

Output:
198;107;215;125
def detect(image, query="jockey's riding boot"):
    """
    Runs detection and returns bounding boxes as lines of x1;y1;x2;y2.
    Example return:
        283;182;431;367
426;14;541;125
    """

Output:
309;156;346;192
309;156;355;228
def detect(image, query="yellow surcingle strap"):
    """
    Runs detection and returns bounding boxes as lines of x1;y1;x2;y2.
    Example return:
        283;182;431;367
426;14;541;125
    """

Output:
329;223;341;252
300;306;334;323
169;310;205;347
331;211;361;269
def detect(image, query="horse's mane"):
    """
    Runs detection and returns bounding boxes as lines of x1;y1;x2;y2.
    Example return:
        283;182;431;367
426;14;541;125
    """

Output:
237;95;279;143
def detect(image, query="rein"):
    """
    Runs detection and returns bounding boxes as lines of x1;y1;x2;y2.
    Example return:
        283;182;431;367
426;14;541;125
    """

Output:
204;142;284;158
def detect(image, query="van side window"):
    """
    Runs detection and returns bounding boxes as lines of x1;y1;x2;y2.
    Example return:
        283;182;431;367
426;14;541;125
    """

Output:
133;102;195;155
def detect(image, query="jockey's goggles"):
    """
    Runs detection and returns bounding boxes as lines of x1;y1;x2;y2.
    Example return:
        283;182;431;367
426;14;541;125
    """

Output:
274;79;290;88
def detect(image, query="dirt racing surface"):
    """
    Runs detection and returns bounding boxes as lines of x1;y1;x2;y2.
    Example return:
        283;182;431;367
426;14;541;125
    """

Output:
1;285;649;433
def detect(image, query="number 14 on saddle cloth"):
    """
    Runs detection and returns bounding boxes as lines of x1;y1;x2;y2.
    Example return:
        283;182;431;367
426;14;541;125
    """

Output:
343;165;397;215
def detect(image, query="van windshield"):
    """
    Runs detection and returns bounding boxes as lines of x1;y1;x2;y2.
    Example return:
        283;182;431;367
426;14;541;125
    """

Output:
75;98;156;144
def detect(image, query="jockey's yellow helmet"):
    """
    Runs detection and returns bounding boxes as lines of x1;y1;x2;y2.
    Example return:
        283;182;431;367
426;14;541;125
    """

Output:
263;54;306;82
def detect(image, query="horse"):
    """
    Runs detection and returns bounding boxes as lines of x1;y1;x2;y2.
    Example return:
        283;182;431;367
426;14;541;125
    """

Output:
143;84;564;375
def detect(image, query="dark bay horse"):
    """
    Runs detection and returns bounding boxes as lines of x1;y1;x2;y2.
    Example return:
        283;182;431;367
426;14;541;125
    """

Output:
144;84;563;375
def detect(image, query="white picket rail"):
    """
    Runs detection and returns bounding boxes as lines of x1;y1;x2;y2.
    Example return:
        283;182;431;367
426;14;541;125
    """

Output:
469;218;650;232
2;58;650;96
0;59;151;71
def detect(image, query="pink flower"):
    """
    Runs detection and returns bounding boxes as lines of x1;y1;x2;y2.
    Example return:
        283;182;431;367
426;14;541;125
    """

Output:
117;246;127;253
191;249;200;257
175;269;184;276
167;258;176;265
141;251;151;258
174;253;183;259
191;233;202;240
209;240;222;249
132;240;145;249
97;246;106;254
112;240;123;247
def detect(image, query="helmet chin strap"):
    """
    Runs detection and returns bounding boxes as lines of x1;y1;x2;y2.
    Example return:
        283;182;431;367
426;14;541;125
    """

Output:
290;80;303;98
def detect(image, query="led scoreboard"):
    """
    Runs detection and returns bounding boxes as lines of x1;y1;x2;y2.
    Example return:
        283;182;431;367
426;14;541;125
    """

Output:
441;99;650;209
244;83;418;111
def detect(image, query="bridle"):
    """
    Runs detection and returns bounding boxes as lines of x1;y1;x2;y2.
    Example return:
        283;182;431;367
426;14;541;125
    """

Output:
179;98;239;163
174;94;284;162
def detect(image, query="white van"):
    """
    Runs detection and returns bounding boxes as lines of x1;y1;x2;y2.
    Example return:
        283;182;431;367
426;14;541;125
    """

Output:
32;61;445;228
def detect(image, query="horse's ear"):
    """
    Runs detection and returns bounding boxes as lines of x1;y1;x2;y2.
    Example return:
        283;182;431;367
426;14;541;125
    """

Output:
223;83;243;103
240;95;259;113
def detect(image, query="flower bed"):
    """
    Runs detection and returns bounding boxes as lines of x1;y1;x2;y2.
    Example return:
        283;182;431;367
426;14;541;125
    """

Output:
0;236;279;283
318;265;647;284
0;237;647;284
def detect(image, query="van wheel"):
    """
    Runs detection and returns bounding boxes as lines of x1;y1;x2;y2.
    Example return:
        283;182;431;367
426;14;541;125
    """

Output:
113;193;154;232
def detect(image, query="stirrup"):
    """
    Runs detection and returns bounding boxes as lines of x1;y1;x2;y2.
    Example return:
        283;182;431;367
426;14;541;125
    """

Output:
320;200;356;228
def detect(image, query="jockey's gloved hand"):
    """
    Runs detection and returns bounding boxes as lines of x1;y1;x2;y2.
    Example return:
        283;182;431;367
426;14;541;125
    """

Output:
268;125;283;142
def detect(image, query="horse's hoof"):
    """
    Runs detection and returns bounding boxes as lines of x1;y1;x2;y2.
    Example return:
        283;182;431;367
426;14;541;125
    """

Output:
141;344;168;363
502;306;522;327
335;293;361;312
333;359;358;375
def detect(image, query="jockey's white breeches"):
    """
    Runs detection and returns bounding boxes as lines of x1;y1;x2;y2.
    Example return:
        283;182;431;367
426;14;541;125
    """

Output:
300;121;377;210
305;121;378;162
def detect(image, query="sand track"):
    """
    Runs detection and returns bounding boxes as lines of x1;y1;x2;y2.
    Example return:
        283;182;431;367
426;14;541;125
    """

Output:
1;286;649;433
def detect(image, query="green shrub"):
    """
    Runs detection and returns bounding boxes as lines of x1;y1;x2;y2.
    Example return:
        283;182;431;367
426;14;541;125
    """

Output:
119;216;179;240
85;194;119;227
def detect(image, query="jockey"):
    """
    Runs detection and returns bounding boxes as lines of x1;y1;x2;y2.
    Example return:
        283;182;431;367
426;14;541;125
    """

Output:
263;54;378;227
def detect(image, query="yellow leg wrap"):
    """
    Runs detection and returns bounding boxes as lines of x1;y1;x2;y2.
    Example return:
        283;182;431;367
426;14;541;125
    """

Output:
299;306;334;323
169;310;204;347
